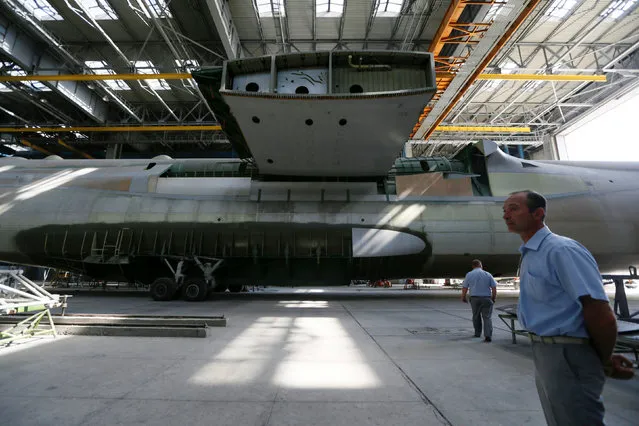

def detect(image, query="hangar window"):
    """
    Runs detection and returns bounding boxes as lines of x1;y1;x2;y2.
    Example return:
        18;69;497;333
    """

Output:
316;0;344;17
76;0;118;20
600;0;637;20
134;0;173;19
85;61;131;91
14;0;63;21
376;0;404;17
544;0;579;20
257;0;285;17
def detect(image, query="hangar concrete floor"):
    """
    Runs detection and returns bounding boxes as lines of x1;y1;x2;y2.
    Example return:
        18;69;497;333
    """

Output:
1;289;638;426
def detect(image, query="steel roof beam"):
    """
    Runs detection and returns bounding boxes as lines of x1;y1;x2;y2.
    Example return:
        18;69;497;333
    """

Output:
530;39;639;126
204;0;241;59
249;0;267;55
0;4;142;123
0;10;108;123
413;0;538;140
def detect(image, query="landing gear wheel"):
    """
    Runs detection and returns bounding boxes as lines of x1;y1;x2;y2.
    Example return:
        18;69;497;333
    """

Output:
150;277;177;301
182;278;208;302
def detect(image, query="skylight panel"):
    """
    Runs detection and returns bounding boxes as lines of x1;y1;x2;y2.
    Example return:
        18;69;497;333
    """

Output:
376;0;404;17
600;0;637;19
544;0;579;20
4;65;51;91
485;1;507;21
257;0;285;17
85;61;130;91
316;0;344;17
15;0;63;21
175;59;200;73
0;83;11;92
76;0;118;20
133;60;170;91
135;0;173;18
483;61;517;91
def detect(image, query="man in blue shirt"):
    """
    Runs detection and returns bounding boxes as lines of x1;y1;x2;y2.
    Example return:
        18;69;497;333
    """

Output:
503;190;634;426
461;259;497;342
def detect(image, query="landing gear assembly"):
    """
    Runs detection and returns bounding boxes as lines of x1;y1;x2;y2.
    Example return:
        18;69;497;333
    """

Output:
149;256;237;302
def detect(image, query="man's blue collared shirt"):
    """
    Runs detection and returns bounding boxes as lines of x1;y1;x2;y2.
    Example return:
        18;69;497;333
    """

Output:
518;226;608;337
462;268;497;297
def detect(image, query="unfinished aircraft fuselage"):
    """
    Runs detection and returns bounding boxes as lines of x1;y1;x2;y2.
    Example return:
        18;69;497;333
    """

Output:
1;140;638;294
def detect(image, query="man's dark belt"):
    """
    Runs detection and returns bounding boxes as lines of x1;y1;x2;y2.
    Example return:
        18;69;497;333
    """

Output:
529;334;590;344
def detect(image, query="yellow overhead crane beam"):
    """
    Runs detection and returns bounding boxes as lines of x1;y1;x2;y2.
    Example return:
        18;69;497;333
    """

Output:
0;73;192;82
0;73;606;83
477;74;606;82
1;124;525;133
435;126;530;133
0;125;222;133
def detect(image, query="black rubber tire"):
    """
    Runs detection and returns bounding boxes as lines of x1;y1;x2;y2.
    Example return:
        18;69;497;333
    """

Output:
182;277;208;302
150;277;176;301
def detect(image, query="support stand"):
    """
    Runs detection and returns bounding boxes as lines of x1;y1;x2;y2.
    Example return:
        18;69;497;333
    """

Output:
0;270;67;345
603;266;638;322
